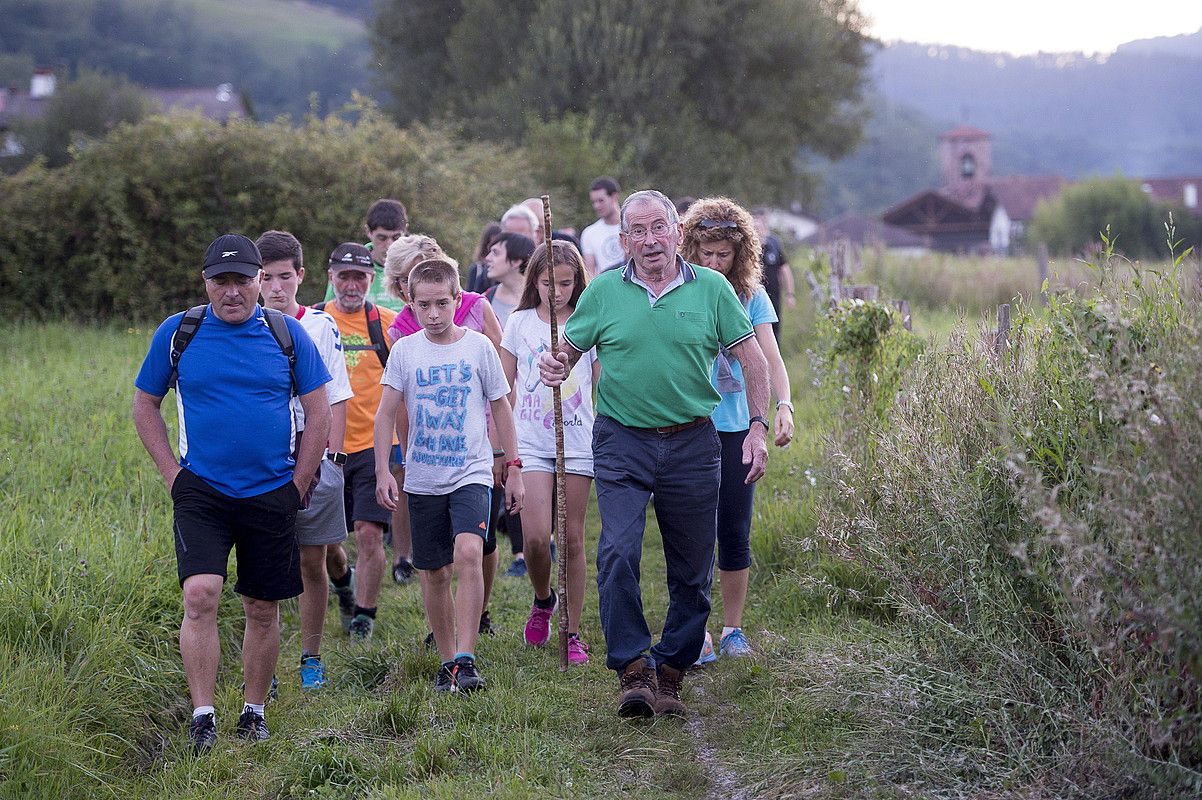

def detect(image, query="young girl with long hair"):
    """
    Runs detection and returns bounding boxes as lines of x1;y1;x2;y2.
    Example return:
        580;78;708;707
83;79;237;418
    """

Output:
499;241;599;665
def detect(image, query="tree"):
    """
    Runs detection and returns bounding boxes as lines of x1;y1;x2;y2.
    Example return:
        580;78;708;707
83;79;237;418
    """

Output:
370;0;871;204
1028;177;1200;259
13;71;152;167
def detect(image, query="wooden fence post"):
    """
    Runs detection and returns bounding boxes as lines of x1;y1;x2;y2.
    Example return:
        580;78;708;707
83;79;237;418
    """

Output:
1036;243;1049;305
891;299;912;331
994;303;1011;359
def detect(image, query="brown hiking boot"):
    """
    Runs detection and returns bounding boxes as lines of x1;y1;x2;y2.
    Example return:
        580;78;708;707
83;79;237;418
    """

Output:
617;657;657;718
655;663;687;716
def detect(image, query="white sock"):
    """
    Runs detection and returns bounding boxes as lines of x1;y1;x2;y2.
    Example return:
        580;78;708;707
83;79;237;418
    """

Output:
722;626;739;638
193;705;215;719
243;702;265;717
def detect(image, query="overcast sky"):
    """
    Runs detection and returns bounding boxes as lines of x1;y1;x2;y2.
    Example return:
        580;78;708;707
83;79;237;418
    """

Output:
855;0;1202;55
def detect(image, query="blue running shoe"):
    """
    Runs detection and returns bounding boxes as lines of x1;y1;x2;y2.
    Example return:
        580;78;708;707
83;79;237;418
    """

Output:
719;628;752;658
694;630;717;666
300;655;325;690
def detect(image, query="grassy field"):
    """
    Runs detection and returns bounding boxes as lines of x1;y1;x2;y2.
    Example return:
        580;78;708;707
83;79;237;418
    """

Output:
0;307;848;800
165;0;365;53
7;252;1197;798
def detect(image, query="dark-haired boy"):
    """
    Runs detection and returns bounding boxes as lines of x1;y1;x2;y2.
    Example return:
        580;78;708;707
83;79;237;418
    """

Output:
374;258;524;693
580;176;623;276
257;230;354;689
324;198;409;311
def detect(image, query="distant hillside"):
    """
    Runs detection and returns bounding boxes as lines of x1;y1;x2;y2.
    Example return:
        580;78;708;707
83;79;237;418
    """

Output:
872;42;1202;180
1117;27;1202;57
0;0;372;120
812;35;1202;216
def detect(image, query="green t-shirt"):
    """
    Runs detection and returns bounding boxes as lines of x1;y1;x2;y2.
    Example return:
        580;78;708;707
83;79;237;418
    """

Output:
323;246;406;312
563;258;754;429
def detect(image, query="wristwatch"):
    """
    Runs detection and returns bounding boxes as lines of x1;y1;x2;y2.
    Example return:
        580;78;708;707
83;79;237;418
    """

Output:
776;400;794;413
749;416;770;432
326;451;348;465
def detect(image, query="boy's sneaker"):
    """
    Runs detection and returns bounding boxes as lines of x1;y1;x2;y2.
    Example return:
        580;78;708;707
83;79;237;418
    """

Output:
188;712;217;754
452;655;485;693
617;657;657;718
235;708;270;741
348;614;374;642
694;630;718;666
504;557;528;578
655;664;688;716
524;596;556;646
479;610;496;636
332;568;355;631
391;559;415;585
434;660;456;693
300;656;325;690
567;634;590;665
719;628;753;658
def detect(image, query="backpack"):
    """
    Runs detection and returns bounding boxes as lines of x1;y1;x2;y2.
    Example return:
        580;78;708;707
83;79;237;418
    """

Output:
314;300;389;369
168;305;297;395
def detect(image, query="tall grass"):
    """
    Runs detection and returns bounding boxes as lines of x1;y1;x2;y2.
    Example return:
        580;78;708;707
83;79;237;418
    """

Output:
798;242;1202;795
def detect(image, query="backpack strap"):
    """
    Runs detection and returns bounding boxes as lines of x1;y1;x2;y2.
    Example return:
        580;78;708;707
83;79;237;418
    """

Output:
483;284;498;303
168;305;208;389
364;301;390;369
261;307;298;396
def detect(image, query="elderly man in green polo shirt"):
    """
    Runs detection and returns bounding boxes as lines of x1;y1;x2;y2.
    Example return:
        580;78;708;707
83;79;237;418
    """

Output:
540;189;770;719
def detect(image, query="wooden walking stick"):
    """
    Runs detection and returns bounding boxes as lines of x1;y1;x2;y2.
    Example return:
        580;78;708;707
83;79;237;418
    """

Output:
542;194;571;672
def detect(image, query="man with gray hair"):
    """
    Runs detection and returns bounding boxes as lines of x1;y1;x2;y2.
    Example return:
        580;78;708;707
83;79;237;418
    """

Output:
501;203;542;244
539;189;770;719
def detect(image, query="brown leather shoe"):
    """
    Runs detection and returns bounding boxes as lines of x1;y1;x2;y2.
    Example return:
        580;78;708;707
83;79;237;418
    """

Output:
655;663;687;716
617;657;657;718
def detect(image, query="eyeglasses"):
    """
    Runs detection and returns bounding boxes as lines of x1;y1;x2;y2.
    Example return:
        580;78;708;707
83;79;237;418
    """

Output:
623;221;673;239
697;219;739;231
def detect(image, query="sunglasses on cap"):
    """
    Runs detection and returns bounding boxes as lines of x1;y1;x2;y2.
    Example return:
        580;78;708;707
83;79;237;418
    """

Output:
696;219;739;231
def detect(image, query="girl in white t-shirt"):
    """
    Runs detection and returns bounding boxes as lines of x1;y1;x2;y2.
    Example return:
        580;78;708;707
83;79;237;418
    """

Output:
499;241;599;665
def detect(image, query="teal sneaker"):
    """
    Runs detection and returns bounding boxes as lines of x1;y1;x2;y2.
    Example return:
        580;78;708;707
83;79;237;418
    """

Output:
719;628;752;658
693;630;717;666
300;655;325;690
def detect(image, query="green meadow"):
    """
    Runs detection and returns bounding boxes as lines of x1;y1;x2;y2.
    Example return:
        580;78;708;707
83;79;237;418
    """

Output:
4;244;1201;798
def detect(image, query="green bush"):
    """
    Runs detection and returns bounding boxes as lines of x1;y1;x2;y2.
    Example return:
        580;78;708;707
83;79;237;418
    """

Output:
805;239;1202;794
0;105;528;321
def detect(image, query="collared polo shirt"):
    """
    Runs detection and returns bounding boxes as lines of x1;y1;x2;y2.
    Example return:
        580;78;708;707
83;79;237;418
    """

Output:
563;256;754;429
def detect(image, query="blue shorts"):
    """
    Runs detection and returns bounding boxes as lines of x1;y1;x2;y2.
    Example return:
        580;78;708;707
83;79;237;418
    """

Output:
407;484;492;570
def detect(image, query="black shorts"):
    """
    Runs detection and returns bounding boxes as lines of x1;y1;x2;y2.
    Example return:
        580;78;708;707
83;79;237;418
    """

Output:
343;448;392;530
171;469;303;601
407;484;491;570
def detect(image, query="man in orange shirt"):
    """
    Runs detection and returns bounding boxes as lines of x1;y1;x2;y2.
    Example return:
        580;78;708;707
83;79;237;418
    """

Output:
320;243;399;640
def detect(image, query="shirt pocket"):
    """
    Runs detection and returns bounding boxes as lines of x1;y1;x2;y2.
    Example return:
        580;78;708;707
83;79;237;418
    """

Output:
674;310;709;344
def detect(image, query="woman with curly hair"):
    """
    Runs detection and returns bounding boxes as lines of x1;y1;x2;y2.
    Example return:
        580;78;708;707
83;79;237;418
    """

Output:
680;196;795;661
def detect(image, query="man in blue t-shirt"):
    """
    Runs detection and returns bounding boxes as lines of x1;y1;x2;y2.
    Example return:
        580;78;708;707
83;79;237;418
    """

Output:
133;234;332;753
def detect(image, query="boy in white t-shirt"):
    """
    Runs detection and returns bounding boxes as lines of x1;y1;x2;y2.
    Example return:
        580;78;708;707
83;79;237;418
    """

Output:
374;258;524;693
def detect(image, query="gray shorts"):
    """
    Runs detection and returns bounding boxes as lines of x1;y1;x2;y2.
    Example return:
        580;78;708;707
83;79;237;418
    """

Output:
295;459;348;546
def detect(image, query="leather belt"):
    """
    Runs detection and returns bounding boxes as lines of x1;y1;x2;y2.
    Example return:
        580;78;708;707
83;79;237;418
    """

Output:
637;417;709;435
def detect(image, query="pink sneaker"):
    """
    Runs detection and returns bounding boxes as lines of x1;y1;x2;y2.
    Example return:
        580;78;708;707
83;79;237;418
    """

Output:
567;634;590;665
523;597;556;646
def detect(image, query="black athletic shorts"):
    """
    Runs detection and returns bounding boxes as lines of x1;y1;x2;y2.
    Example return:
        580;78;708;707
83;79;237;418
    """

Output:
343;448;392;530
407;484;491;571
171;468;303;601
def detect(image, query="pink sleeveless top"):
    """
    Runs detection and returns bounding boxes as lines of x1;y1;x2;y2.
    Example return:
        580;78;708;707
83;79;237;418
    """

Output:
388;291;486;339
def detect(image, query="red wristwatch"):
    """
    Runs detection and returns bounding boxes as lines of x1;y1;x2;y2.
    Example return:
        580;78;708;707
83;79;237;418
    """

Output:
504;458;523;470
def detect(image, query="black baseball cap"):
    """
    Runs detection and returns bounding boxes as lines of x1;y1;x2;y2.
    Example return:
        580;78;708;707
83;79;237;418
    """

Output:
202;234;263;278
328;242;374;272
